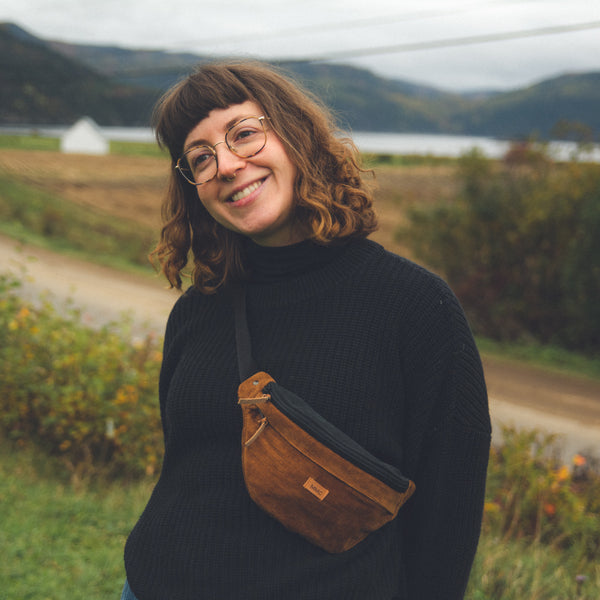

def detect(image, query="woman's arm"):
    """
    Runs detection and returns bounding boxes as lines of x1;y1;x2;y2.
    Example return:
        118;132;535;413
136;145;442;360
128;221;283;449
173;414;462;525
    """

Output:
401;286;491;599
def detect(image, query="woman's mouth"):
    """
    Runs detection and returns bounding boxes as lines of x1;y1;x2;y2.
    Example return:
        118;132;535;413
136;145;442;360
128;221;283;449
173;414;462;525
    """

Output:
228;179;265;203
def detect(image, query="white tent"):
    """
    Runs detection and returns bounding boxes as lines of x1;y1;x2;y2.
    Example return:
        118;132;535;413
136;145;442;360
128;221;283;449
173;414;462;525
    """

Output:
60;117;109;155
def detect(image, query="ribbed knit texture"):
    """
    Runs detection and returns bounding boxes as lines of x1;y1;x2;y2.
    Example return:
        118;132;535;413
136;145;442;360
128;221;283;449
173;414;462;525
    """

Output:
124;238;491;600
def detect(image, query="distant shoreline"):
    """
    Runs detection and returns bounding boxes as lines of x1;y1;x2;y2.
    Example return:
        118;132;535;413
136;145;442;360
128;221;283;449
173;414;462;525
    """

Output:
2;125;600;161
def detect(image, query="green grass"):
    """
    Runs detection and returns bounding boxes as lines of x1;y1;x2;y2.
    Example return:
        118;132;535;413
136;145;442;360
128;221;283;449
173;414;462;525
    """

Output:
0;133;165;157
0;172;158;277
363;152;457;168
109;139;166;158
0;437;153;600
476;337;600;382
1;433;598;600
467;535;599;599
0;134;60;152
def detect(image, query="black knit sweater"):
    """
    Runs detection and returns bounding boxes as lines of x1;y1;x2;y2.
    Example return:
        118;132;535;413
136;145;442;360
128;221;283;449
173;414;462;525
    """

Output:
124;238;491;600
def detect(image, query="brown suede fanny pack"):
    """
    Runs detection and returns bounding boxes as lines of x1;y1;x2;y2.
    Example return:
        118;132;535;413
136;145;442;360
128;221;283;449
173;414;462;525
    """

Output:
233;288;415;553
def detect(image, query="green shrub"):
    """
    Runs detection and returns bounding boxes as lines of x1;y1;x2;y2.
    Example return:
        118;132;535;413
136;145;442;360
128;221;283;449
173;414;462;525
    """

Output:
483;426;600;561
0;273;162;481
2;271;600;597
400;146;600;352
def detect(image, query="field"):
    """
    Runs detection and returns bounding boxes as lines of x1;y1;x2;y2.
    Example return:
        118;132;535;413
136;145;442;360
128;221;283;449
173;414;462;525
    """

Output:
0;148;168;230
2;141;600;599
0;147;460;261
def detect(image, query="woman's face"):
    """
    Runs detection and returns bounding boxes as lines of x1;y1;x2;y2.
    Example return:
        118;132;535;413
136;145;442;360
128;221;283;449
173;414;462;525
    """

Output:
183;100;303;247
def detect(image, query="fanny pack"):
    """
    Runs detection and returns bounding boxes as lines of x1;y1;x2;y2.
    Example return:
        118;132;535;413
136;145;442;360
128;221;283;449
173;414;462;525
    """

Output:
233;287;415;553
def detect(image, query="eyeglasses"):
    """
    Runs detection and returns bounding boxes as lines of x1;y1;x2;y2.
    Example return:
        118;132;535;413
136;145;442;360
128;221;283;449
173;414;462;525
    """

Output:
176;116;268;186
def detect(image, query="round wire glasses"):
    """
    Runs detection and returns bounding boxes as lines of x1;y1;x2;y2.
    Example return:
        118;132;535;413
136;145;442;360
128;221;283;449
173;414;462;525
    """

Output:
176;116;268;186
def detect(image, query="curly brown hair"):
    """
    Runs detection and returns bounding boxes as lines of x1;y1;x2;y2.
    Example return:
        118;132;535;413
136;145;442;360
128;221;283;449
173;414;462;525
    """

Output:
152;60;377;292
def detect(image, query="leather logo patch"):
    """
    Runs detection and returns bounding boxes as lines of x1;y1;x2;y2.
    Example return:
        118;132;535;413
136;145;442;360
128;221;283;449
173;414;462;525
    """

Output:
303;477;329;500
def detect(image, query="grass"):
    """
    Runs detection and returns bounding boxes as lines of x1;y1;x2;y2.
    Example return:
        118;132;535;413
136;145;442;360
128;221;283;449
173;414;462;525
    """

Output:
363;151;458;168
476;337;600;382
0;171;159;277
110;139;166;158
0;137;597;381
0;437;154;600
468;535;599;599
0;133;164;158
0;134;60;152
1;431;598;600
0;131;597;597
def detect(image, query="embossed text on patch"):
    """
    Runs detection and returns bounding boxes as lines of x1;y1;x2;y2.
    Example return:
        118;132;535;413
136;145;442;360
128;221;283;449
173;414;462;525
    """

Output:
303;477;329;500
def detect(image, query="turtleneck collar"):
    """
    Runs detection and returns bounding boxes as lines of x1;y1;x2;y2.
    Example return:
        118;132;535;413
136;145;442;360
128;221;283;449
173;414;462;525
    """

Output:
244;238;345;284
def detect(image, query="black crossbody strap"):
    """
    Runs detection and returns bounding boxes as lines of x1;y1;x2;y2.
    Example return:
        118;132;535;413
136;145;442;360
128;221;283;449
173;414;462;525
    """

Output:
232;286;258;380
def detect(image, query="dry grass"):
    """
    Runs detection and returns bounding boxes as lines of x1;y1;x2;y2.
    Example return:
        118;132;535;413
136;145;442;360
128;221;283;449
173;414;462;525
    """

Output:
368;164;459;256
0;149;169;229
0;149;459;255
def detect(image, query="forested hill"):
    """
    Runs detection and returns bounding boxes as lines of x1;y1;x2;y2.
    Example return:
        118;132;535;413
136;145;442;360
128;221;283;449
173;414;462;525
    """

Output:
0;23;159;126
2;22;599;140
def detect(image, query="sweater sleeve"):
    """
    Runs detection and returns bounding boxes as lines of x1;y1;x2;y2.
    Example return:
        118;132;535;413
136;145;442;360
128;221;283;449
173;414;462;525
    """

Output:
157;289;197;444
400;282;491;600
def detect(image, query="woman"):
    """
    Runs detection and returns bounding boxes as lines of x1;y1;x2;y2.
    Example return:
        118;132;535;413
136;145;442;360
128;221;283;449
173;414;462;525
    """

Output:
122;60;491;600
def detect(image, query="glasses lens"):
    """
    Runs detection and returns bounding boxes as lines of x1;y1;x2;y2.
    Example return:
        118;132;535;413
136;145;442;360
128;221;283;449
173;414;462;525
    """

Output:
180;146;217;184
226;117;266;158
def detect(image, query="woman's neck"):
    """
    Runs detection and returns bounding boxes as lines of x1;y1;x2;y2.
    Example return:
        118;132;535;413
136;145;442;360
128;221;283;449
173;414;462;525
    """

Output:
244;239;343;284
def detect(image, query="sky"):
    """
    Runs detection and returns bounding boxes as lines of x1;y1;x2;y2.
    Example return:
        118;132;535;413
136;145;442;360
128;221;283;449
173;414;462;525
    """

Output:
1;0;599;91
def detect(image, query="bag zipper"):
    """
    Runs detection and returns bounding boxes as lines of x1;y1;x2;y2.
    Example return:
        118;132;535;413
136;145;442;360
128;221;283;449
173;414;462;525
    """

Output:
265;382;411;493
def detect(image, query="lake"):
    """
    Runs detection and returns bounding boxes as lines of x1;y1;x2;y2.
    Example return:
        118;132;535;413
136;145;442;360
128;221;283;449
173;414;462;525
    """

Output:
2;125;599;162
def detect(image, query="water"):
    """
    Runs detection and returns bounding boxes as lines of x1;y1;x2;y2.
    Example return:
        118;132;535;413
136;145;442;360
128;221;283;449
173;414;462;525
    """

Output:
351;131;600;162
351;131;511;159
2;125;599;162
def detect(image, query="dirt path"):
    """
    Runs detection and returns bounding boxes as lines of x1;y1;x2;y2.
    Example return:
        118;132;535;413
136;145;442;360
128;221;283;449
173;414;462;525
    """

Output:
2;234;600;459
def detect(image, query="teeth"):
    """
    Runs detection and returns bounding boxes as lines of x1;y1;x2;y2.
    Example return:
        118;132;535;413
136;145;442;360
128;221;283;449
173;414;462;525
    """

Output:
230;181;262;203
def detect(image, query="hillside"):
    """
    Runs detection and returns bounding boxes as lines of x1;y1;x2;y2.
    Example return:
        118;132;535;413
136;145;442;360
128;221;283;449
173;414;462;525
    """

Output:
46;38;467;133
2;22;600;139
0;23;159;126
454;72;600;139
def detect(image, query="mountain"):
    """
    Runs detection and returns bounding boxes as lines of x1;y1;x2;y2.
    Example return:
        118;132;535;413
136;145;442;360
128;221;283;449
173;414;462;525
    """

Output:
46;38;467;133
453;72;600;140
0;23;159;126
2;22;599;140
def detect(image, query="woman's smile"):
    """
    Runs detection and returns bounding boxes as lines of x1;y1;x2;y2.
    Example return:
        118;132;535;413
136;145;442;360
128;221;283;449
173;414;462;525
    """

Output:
226;178;266;204
185;100;303;247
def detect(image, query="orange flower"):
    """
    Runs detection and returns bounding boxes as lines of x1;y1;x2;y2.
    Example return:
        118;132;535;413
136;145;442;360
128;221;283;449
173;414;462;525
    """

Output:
573;454;587;467
556;465;570;482
543;503;556;516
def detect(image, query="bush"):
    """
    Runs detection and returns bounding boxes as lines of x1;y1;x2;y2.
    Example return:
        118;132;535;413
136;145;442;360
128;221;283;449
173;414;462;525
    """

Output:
0;273;163;481
400;146;600;352
483;426;600;561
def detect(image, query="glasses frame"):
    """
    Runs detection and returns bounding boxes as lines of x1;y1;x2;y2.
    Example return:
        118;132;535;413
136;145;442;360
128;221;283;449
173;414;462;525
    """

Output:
175;115;268;186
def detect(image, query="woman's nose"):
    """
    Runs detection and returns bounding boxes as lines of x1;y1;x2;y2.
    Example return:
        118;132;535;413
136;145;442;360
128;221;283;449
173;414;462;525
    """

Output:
216;146;246;180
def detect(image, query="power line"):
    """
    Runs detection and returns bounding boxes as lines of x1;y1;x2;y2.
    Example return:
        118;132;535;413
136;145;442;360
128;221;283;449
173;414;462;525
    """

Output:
293;20;600;62
176;1;501;49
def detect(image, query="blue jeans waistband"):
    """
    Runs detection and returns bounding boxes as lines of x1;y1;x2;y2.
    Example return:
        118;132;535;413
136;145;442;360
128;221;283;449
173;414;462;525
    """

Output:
120;580;139;600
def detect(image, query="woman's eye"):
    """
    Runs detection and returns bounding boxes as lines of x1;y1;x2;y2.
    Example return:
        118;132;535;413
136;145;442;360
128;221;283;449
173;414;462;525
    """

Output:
231;127;259;144
189;149;213;170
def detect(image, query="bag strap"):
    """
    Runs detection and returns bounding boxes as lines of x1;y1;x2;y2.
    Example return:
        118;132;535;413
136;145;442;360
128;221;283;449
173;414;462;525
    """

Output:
232;286;258;380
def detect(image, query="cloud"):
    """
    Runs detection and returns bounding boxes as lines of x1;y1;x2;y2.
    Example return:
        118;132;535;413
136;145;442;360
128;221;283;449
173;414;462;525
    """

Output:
1;0;598;90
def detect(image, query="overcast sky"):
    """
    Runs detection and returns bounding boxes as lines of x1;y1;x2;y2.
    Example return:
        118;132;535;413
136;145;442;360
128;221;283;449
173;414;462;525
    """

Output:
1;0;599;91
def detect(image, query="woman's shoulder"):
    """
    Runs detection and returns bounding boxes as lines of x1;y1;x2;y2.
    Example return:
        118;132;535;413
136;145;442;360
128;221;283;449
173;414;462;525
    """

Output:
359;239;455;303
165;284;226;335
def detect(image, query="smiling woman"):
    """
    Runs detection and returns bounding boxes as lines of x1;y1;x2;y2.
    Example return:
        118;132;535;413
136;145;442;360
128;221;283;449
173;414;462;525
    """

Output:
122;60;491;600
151;60;377;292
179;102;300;247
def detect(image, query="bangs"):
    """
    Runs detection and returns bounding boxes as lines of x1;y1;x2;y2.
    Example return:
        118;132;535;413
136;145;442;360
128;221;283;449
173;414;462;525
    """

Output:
153;65;254;160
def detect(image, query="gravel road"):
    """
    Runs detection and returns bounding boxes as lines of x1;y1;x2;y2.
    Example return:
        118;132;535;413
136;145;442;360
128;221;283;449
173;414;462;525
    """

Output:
2;235;599;460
